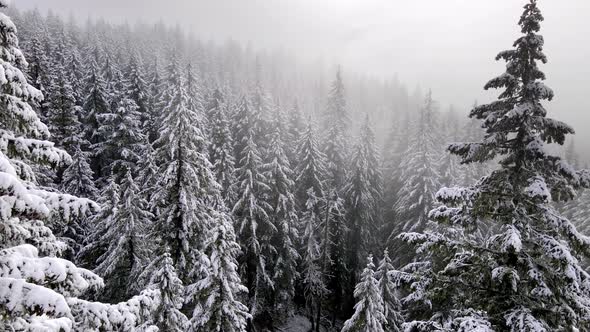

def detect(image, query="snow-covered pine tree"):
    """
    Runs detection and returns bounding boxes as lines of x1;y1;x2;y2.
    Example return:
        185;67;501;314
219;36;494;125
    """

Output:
341;255;386;332
0;4;125;329
145;58;161;143
67;48;84;106
77;178;119;270
232;119;275;328
98;95;144;180
400;1;590;330
285;100;304;166
343;115;383;313
150;55;216;283
295;119;327;207
124;54;148;125
151;252;189;332
61;144;99;200
381;111;410;238
389;91;441;265
264;121;300;324
322;69;350;320
375;249;402;332
295;119;329;331
344;115;382;266
93;171;152;302
323;68;350;190
208;88;237;205
46;63;80;155
188;209;250;332
82;58;110;179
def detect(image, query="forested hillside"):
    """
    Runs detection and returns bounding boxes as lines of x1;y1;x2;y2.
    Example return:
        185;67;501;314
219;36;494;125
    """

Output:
1;0;589;331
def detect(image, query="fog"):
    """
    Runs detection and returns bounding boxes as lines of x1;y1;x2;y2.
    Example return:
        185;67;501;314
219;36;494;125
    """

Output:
15;0;590;161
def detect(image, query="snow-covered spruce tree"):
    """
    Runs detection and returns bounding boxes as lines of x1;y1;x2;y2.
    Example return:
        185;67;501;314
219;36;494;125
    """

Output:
232;121;275;328
93;171;152;302
295;119;329;331
77;178;119;271
188;208;250;332
53;144;98;257
97;95;144;180
263;122;300;323
322;68;349;193
389;91;441;266
344;116;383;280
46;66;80;155
150;252;189;332
381;111;411;240
123;54;148;124
400;1;590;330
66;48;84;106
322;68;351;319
375;249;402;332
150;55;215;283
208;88;237;205
82;58;110;179
61;144;99;200
341;255;386;332
285;100;304;166
0;3;120;329
295;119;327;207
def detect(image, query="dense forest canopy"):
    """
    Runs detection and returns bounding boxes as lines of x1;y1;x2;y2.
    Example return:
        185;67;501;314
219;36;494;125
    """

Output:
0;0;589;331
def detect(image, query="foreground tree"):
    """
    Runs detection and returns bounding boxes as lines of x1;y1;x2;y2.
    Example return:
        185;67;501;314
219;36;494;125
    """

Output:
375;249;402;332
151;253;189;332
0;4;157;330
400;1;590;330
341;255;386;332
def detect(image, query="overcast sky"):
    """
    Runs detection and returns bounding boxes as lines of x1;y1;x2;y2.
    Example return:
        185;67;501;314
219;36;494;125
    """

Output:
14;0;590;157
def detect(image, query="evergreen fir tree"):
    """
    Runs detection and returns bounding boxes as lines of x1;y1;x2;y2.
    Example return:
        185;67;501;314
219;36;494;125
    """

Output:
321;69;351;320
98;96;144;180
46;64;80;154
0;4;115;328
390;91;441;265
400;1;590;329
341;255;386;332
232;125;275;328
78;178;119;269
344;116;383;270
285;100;304;165
189;209;251;332
208;88;237;205
295;119;330;331
151;252;189;332
264;123;300;323
381;111;411;241
375;249;402;332
61;144;99;200
93;171;152;302
124;54;148;123
150;55;216;283
82;59;110;179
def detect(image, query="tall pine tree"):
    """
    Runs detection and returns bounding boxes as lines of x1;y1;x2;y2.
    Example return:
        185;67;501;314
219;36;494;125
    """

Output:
400;1;590;329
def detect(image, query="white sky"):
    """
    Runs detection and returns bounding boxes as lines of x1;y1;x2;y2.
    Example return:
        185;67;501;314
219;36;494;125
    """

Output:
14;0;590;157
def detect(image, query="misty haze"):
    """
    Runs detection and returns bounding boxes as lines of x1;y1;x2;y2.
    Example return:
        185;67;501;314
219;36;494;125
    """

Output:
0;0;589;331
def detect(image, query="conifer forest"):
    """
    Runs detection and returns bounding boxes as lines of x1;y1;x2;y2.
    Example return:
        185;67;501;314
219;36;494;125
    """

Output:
2;0;590;331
